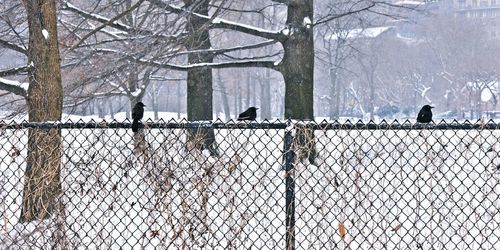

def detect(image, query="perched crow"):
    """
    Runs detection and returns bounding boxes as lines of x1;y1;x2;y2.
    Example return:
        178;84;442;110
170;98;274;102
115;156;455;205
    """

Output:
237;107;258;121
131;102;145;132
417;105;433;123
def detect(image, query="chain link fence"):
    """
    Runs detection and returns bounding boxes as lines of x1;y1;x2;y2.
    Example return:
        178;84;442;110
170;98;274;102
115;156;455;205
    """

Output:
0;119;499;249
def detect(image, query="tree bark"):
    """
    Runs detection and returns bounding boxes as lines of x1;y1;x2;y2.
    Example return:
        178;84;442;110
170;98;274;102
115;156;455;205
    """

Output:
151;82;159;120
260;69;272;119
279;0;316;164
184;0;218;156
280;1;314;120
216;69;231;120
20;0;63;222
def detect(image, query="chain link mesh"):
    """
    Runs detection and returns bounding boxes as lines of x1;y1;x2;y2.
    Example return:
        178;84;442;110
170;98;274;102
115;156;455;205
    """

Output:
0;120;499;249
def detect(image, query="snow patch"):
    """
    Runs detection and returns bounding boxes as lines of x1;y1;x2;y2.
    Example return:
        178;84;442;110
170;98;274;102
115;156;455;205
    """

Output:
481;88;493;102
130;88;142;97
327;26;393;40
42;29;49;40
303;17;312;29
282;28;290;36
394;0;426;6
212;17;222;24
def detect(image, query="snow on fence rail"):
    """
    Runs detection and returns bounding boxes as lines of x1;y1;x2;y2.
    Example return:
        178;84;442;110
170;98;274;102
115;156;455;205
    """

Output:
0;119;499;249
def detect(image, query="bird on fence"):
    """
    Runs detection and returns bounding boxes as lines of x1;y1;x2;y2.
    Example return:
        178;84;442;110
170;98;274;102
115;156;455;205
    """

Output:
237;107;258;121
131;102;145;133
417;105;433;123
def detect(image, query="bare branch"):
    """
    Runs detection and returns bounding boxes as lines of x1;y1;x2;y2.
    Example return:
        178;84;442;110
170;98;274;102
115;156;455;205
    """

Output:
61;0;147;58
0;39;27;55
314;2;377;26
61;2;132;32
147;0;284;40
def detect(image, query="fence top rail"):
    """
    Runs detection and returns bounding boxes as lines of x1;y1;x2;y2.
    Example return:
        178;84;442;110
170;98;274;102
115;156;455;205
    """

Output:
0;119;499;130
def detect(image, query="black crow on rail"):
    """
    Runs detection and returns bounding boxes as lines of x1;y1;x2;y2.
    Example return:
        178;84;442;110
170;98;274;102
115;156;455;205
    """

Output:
131;102;145;133
417;105;433;123
237;107;258;121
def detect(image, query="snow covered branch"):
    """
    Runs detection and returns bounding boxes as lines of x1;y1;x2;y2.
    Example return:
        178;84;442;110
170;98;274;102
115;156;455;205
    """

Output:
139;56;278;71
211;18;284;40
169;39;279;58
0;39;27;55
62;2;132;32
0;77;28;97
94;48;278;71
0;66;29;77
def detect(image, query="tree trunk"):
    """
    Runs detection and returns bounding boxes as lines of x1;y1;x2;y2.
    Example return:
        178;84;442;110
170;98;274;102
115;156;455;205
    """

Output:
184;0;218;156
279;0;316;164
20;0;63;222
176;81;181;119
97;99;105;118
128;66;141;110
328;37;343;120
260;68;272;119
216;69;231;120
328;67;339;120
236;72;241;115
152;82;159;120
280;1;314;120
109;98;115;119
245;72;250;109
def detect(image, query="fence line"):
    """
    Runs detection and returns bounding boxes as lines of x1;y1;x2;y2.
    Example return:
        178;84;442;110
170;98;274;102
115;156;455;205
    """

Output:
0;120;499;249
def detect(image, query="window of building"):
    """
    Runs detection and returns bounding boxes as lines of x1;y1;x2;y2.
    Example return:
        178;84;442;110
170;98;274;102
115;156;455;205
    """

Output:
459;0;466;8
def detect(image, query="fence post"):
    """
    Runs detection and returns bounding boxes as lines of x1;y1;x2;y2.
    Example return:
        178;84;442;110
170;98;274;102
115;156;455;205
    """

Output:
283;130;295;250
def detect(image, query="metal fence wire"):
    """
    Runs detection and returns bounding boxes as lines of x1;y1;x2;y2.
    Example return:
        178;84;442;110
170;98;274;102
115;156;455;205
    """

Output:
0;119;500;249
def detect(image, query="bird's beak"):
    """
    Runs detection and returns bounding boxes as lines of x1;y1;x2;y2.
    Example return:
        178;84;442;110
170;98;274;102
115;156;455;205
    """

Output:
430;106;434;109
256;108;259;110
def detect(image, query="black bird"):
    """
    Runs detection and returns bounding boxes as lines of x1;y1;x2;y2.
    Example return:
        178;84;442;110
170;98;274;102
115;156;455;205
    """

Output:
237;107;258;121
417;105;433;123
131;102;145;132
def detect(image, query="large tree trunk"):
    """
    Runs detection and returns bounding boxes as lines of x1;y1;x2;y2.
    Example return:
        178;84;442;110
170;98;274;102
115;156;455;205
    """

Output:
328;67;339;120
260;68;272;119
328;38;343;120
281;1;314;120
184;0;218;156
280;0;316;164
20;0;64;222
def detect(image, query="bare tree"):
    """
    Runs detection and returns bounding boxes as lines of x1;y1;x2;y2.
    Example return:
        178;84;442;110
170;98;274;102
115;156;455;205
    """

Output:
19;0;64;223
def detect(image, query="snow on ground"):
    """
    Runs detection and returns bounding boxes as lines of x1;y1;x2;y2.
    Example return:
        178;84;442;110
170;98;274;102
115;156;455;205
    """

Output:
0;122;499;249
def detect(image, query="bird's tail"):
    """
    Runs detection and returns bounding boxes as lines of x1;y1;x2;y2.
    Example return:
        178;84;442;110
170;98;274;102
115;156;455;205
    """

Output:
131;119;139;133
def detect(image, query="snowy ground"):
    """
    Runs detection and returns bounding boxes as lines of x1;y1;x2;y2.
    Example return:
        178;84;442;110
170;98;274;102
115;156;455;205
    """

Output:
0;122;499;249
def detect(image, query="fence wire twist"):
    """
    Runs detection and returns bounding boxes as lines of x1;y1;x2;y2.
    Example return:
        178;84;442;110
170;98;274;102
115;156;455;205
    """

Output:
0;119;499;249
